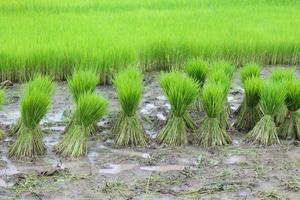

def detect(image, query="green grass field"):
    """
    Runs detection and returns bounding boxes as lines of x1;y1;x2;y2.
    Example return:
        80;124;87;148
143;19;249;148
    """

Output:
1;0;300;82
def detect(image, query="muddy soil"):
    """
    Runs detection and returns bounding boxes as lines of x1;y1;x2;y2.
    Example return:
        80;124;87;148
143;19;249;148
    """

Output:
0;67;300;200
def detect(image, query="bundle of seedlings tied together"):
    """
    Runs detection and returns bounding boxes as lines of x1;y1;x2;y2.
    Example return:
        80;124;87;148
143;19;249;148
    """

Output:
112;67;148;146
210;61;235;130
269;68;296;126
278;79;300;140
246;81;286;145
65;70;99;135
56;93;108;157
235;63;261;115
206;70;232;130
185;59;209;114
195;82;232;147
9;75;56;159
10;75;55;136
157;71;198;146
235;77;263;131
0;89;5;138
235;64;262;131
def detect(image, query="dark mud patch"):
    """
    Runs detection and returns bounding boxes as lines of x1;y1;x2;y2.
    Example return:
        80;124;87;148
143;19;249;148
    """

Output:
0;67;299;199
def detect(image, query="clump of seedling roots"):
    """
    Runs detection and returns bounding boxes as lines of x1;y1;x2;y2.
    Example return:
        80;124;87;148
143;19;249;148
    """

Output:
56;93;108;157
0;89;5;139
9;76;55;159
195;82;232;147
270;67;296;126
10;75;55;136
65;70;99;135
235;63;261;115
185;59;209;114
278;79;300;140
112;67;148;146
157;71;198;146
247;82;286;145
234;77;263;131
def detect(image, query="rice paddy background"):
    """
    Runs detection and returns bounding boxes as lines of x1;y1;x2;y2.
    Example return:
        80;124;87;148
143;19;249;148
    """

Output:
1;0;300;82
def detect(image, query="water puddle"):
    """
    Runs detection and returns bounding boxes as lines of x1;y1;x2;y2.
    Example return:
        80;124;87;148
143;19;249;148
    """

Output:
0;178;7;187
225;155;247;165
47;126;65;132
44;133;60;148
156;113;166;121
156;96;167;101
99;164;137;174
87;151;99;164
112;149;150;159
140;103;157;115
140;165;185;172
0;155;19;176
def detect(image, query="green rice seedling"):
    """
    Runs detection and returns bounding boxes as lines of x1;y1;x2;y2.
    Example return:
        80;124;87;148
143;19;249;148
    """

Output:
66;70;99;135
0;89;5;139
206;70;231;130
9;89;51;159
211;61;236;80
195;83;232;147
240;63;261;84
270;67;296;126
56;93;108;157
235;63;261;115
10;74;56;136
185;59;209;87
278;80;300;140
270;67;296;83
234;77;263;131
185;59;209;113
246;82;286;145
25;74;56;96
112;67;148;146
157;71;198;146
68;70;99;103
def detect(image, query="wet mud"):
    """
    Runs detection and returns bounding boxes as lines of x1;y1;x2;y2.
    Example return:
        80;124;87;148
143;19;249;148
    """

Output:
0;67;299;199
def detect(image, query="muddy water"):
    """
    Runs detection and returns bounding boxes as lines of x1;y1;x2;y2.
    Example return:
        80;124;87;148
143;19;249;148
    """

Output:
0;67;299;199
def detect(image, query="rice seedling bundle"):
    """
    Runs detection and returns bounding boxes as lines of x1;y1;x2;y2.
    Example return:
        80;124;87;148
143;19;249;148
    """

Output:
278;79;300;140
68;70;99;103
10;75;55;136
269;68;296;126
56;93;108;157
185;59;209;113
270;68;296;83
157;71;198;146
211;61;235;124
185;59;209;87
240;63;261;85
246;82;286;145
206;70;232;130
235;63;261;116
112;67;148;146
9;88;52;159
234;77;263;131
195;82;232;147
66;70;99;135
211;61;236;80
